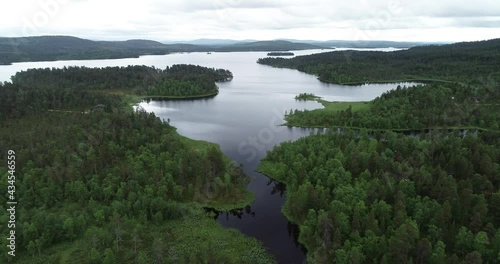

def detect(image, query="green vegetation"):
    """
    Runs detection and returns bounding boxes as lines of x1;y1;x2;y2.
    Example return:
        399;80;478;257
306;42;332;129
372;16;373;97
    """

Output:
3;64;232;113
285;83;500;130
259;38;500;263
258;38;500;85
0;36;207;65
0;36;328;65
317;100;369;112
0;67;275;263
260;130;500;263
267;52;294;56
286;100;369;127
294;93;322;101
267;39;500;131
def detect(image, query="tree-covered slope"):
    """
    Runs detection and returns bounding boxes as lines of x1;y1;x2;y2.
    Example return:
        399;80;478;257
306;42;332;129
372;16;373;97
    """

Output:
267;38;500;130
1;64;232;116
258;38;500;84
0;36;329;65
0;36;211;65
258;37;500;263
284;83;500;131
260;130;500;263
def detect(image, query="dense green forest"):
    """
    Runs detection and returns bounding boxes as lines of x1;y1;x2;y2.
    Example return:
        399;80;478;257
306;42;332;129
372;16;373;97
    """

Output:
1;64;232;118
260;130;500;263
0;67;274;263
285;83;500;131
266;39;500;130
258;38;500;85
259;38;500;263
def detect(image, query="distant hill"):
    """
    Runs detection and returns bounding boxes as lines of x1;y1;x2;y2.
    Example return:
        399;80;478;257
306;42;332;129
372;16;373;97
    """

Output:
0;36;331;64
164;39;256;46
104;39;167;49
214;40;329;52
166;38;433;48
0;36;436;65
277;39;438;49
257;38;500;85
321;40;433;48
0;36;214;64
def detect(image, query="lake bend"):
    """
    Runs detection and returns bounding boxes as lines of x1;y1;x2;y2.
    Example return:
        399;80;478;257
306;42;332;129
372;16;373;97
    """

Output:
0;49;417;263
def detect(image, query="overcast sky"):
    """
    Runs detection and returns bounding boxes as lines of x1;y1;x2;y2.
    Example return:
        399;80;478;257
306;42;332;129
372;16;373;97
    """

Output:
1;0;499;42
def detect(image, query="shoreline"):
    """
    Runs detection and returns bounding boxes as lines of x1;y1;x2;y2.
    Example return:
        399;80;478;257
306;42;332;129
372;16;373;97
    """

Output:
141;91;219;100
281;123;499;133
317;77;458;86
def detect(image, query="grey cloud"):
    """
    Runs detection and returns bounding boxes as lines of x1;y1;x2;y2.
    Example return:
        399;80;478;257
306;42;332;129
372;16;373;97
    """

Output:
1;0;499;42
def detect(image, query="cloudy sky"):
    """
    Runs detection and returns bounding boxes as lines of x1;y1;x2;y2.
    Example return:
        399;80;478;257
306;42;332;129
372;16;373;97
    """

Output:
1;0;499;42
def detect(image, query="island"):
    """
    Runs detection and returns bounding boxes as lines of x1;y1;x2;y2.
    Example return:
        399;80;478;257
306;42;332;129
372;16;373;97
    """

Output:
294;92;321;101
267;52;294;56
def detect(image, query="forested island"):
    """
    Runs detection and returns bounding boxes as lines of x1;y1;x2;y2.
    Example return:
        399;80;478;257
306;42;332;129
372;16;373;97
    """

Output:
0;66;275;263
258;38;500;263
267;52;294;57
294;93;321;101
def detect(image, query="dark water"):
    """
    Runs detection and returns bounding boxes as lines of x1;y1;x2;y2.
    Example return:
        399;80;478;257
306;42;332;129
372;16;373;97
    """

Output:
0;50;416;264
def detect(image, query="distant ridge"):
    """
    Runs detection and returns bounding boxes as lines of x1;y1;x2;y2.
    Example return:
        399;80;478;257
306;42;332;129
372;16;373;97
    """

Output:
168;38;440;48
0;36;207;65
257;38;500;85
164;38;256;45
0;35;430;65
214;40;328;52
277;39;445;48
0;36;332;64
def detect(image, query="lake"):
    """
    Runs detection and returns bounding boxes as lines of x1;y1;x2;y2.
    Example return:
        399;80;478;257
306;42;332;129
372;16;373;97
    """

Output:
0;50;415;263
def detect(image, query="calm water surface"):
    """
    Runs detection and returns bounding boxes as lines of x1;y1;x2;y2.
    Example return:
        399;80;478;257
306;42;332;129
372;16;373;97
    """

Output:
0;50;415;263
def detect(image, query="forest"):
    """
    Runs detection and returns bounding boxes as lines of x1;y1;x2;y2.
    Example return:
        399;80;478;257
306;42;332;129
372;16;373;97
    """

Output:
260;130;500;263
258;38;500;263
263;39;500;131
0;67;274;263
0;64;232;120
258;38;500;85
285;83;500;131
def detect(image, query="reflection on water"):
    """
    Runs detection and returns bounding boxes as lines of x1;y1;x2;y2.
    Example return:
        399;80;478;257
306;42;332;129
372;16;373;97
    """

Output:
204;206;256;220
204;178;286;220
268;179;286;197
